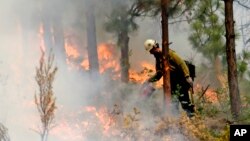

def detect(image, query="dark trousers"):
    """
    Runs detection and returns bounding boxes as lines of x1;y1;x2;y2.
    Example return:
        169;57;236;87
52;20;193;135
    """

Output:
170;73;194;114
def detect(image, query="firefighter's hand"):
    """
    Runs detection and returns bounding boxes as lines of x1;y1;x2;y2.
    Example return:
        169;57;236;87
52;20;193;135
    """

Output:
186;76;193;87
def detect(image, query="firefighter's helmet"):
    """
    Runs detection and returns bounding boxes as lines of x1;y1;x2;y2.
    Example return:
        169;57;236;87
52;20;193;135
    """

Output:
144;39;157;52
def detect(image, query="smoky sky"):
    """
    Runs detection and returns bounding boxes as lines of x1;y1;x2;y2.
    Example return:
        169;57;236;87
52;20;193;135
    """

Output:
0;0;202;141
5;0;249;140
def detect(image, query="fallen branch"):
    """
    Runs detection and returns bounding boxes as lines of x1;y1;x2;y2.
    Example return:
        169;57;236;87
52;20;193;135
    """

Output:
198;85;210;100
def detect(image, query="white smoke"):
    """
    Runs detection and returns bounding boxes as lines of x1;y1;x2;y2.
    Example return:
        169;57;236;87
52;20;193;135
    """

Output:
0;0;193;141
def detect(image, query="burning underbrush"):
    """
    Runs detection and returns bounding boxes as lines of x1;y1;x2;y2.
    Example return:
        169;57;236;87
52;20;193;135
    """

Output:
0;48;232;141
0;28;232;140
30;61;231;141
49;100;229;141
129;61;163;88
57;40;232;140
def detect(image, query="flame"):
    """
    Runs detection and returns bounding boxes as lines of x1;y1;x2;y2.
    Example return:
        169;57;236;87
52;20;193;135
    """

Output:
205;89;218;102
64;36;84;70
51;119;83;141
64;41;121;78
129;61;163;87
80;43;121;77
140;61;155;69
81;59;89;70
63;39;164;83
83;106;115;135
65;43;80;59
97;43;120;75
95;107;114;133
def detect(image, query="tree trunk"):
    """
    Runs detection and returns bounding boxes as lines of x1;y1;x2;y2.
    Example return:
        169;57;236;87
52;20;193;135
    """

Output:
41;127;49;141
224;0;241;119
118;31;129;83
161;0;171;112
86;2;100;77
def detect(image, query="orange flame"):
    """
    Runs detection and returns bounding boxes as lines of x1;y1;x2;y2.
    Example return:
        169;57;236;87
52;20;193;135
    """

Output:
64;37;84;70
64;40;163;84
64;41;121;78
65;43;80;59
194;84;218;102
97;43;120;75
80;43;121;76
84;106;115;136
51;119;83;141
129;61;163;87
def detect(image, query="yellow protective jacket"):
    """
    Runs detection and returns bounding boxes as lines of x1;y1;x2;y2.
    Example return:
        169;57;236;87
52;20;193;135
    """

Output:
148;49;190;82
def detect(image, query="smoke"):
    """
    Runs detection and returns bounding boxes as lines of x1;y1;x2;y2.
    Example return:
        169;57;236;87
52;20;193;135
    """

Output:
0;0;192;141
0;0;98;140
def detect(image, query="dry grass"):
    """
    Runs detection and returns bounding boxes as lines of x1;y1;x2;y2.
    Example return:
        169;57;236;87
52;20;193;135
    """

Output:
121;107;141;140
154;114;216;141
101;85;233;141
34;49;57;141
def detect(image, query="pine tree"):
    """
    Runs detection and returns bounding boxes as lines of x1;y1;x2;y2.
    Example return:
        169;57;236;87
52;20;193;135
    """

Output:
188;0;226;88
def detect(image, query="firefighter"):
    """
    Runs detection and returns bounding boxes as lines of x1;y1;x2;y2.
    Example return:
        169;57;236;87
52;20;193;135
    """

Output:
143;39;195;117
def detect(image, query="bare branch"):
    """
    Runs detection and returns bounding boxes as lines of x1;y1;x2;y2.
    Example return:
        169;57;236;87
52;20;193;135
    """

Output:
198;85;210;100
235;0;250;10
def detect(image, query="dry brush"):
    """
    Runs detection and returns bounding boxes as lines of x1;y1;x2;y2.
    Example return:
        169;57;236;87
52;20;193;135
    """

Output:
35;49;57;141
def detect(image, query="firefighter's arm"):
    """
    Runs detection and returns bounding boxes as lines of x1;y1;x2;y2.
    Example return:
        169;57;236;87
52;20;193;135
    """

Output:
169;50;190;78
148;70;163;82
148;58;163;82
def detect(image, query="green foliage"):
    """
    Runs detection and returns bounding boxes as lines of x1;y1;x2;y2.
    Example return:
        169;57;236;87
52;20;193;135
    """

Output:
104;0;198;35
215;87;231;114
195;98;220;117
238;94;250;123
188;0;225;62
237;50;250;78
238;60;248;74
104;5;137;34
104;0;159;35
237;50;250;94
131;0;161;16
169;0;197;19
194;85;231;118
131;0;198;20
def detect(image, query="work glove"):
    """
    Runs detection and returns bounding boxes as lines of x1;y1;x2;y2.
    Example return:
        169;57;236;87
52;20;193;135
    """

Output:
186;76;193;87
